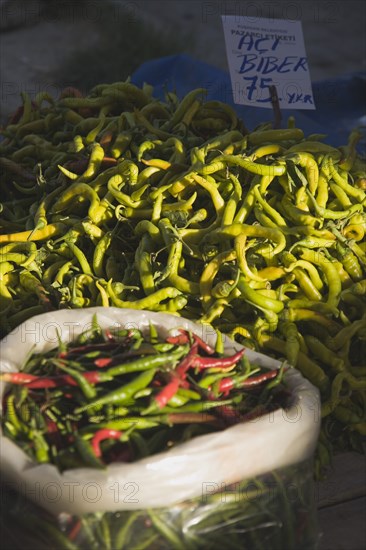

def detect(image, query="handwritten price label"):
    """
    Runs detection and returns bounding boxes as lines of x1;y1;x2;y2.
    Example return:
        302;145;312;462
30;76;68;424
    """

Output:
222;16;315;110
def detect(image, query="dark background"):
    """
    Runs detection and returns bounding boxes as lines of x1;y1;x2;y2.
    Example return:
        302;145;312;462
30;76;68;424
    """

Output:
1;0;365;122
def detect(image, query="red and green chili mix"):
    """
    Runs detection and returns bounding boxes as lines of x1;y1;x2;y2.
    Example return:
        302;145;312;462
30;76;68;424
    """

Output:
1;318;288;471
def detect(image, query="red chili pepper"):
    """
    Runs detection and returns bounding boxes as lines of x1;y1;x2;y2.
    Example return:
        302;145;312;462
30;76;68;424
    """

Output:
25;376;69;389
63;158;89;174
46;420;59;434
154;377;181;409
176;342;199;379
191;348;246;371
58;341;120;359
167;330;216;355
45;370;111;388
191;333;216;355
215;405;239;426
240;369;281;387
166;333;190;346
0;372;37;385
94;357;113;368
1;370;112;389
100;131;114;151
217;378;235;396
101;157;117;168
91;429;123;458
217;369;280;396
104;329;116;341
68;519;82;541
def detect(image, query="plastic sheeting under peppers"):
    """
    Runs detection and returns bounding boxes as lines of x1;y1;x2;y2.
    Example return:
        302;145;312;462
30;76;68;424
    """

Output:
1;308;320;523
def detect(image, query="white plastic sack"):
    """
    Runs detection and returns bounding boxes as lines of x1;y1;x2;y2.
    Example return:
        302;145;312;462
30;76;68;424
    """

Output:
0;307;321;516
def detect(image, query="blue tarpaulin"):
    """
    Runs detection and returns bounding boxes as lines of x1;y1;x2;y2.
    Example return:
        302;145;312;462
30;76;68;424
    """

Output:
132;54;366;150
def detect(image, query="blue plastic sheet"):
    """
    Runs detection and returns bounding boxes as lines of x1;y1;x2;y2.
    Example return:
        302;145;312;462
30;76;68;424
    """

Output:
132;54;366;149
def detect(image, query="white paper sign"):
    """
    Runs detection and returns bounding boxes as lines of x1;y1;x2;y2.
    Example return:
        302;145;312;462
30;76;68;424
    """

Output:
222;15;315;110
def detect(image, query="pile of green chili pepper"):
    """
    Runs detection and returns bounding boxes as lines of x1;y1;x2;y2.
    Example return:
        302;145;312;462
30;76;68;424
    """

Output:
0;81;365;473
1;318;287;470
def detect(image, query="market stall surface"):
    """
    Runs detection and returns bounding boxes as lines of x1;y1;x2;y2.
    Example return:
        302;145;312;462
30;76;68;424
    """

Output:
0;1;365;548
317;452;366;550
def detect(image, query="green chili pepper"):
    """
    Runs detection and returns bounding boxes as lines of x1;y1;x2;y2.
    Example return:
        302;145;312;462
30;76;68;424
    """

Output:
259;333;329;393
329;158;366;202
304;335;345;373
54;361;97;399
299;248;342;310
216;154;286;177
107;280;182;310
74;435;105;468
75;368;157;412
237;276;284;313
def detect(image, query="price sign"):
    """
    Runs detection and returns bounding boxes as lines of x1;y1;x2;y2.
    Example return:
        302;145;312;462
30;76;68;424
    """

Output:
222;15;315;109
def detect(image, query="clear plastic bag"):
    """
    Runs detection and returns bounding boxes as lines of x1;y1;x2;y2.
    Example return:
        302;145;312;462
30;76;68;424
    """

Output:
1;458;318;549
0;307;321;548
